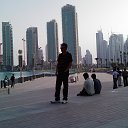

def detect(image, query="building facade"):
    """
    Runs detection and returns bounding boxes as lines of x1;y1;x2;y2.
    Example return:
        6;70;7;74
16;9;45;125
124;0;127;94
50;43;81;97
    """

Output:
96;30;104;67
26;27;39;69
47;20;59;62
62;4;79;66
84;50;92;66
2;22;13;70
108;34;123;64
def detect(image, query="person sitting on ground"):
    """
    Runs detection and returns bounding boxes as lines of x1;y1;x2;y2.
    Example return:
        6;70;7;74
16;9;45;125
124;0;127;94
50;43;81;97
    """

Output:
91;74;102;94
77;72;95;96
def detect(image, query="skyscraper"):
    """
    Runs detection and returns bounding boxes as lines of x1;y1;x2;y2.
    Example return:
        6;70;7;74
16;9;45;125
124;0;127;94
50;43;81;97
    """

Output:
84;50;92;66
47;20;59;62
124;37;128;64
62;4;79;66
109;34;123;63
26;27;38;69
2;22;13;70
96;30;104;65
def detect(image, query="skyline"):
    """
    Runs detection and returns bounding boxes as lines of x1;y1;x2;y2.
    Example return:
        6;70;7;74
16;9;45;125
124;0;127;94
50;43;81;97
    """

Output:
1;0;128;65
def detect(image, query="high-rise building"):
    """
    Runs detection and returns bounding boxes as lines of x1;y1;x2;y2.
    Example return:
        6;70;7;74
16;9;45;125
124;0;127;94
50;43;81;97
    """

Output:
96;30;104;66
102;40;108;66
96;30;108;67
0;43;2;65
62;4;79;66
109;34;123;63
2;22;13;70
124;37;128;65
84;50;92;66
47;20;59;62
26;27;38;69
78;45;82;64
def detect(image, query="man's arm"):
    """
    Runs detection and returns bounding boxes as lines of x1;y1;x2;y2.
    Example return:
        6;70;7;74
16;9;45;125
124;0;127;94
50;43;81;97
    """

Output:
64;62;72;72
55;63;58;75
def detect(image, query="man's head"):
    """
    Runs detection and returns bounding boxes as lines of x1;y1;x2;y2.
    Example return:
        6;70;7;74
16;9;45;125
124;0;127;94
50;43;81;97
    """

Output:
83;72;89;80
124;67;126;71
91;74;96;79
117;67;119;71
60;43;67;53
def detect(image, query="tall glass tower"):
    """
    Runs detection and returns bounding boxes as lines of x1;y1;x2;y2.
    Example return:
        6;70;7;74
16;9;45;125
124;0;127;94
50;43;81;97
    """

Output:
47;20;59;62
62;4;79;66
2;22;13;70
26;27;38;69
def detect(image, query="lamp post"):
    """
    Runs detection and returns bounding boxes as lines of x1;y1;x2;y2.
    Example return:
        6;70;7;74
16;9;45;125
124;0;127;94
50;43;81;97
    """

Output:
22;38;26;66
49;59;52;76
18;49;23;83
32;54;35;79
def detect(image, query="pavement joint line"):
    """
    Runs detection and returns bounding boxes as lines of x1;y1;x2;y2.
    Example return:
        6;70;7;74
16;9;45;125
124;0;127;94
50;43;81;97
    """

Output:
0;101;45;111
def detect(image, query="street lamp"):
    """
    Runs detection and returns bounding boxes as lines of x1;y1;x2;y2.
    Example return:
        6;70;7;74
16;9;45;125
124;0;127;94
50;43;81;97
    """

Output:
22;38;26;66
32;54;36;79
18;49;23;83
49;59;52;76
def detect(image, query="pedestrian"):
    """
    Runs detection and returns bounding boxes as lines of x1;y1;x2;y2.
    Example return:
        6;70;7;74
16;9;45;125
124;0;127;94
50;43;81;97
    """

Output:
10;74;15;88
51;43;72;104
4;75;9;88
117;67;122;86
77;72;95;96
112;67;119;89
91;73;102;94
122;67;128;87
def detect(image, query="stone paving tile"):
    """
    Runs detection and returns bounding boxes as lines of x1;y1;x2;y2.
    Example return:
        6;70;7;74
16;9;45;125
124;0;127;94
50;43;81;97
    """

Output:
0;73;128;128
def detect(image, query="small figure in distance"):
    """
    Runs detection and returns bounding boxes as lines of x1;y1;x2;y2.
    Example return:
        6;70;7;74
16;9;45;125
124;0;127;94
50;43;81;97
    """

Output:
91;74;102;94
112;67;119;89
117;67;122;87
122;67;128;87
10;74;15;88
4;75;9;88
77;72;95;96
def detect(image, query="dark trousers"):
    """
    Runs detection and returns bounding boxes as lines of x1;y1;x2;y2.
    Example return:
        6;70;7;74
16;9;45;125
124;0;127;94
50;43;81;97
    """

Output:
55;73;69;101
78;88;90;96
113;78;118;89
11;81;14;88
123;77;128;87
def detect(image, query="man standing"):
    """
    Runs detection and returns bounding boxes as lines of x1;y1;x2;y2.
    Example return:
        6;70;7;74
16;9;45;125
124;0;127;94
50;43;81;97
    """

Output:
112;68;119;89
52;43;72;104
10;74;15;88
122;68;128;87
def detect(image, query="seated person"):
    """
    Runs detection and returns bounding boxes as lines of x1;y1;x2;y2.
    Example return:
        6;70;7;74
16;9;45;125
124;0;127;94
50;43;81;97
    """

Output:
77;72;95;96
91;74;102;94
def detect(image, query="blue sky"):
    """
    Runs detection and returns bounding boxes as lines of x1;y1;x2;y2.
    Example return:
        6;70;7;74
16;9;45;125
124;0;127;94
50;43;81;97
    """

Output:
0;0;128;65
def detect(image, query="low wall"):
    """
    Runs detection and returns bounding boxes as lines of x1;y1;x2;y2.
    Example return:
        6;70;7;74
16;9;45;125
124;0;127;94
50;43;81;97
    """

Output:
1;73;55;87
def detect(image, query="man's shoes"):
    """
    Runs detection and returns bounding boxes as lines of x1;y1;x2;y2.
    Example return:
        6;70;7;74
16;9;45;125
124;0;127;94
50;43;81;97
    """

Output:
62;100;68;104
77;93;81;96
50;100;60;104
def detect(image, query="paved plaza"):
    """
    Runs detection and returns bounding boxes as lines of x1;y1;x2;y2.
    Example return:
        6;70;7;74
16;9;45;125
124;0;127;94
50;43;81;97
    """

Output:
0;72;128;128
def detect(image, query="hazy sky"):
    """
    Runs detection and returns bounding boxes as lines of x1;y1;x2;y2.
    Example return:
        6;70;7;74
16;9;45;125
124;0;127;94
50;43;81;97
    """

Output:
0;0;128;65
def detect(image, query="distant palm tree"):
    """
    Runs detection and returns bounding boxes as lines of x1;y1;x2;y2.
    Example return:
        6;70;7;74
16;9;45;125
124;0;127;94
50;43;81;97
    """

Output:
100;58;102;68
120;51;122;64
95;58;99;68
123;52;126;66
111;59;113;67
117;58;119;65
105;59;107;67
